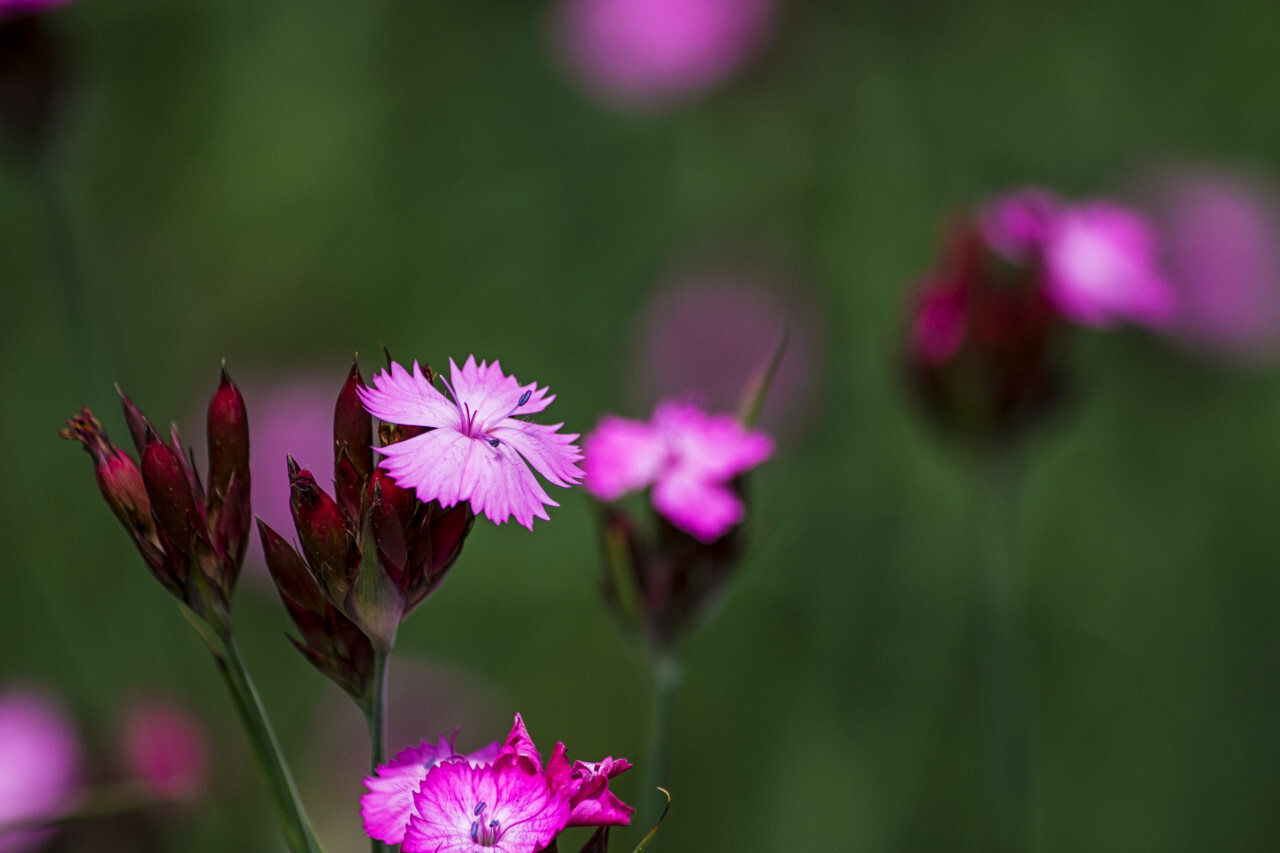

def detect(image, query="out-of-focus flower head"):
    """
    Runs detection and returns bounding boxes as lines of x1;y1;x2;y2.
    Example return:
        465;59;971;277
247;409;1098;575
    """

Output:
585;401;772;543
358;356;583;530
120;697;209;802
0;688;80;853
631;273;821;436
908;187;1177;447
1130;163;1280;364
363;714;631;852
979;188;1175;329
0;0;73;15
61;367;252;629
552;0;775;110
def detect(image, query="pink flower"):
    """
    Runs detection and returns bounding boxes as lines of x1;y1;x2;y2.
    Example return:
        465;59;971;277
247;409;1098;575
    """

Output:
584;400;773;543
1043;202;1176;329
1133;164;1280;363
0;689;80;853
552;0;775;110
120;698;209;801
363;714;632;852
909;280;968;366
357;357;583;530
362;734;502;846
979;188;1059;265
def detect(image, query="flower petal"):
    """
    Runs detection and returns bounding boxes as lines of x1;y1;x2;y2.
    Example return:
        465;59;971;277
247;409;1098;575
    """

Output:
492;420;583;488
582;415;666;500
651;472;744;543
655;401;773;482
362;733;496;845
497;713;542;774
359;361;459;429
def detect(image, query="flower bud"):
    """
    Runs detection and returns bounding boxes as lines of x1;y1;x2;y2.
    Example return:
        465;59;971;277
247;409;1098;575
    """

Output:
206;365;249;502
288;458;359;601
141;426;204;558
334;359;374;521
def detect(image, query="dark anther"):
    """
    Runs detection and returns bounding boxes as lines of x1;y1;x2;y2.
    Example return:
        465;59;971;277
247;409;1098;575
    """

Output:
474;802;486;816
518;390;531;406
470;821;479;841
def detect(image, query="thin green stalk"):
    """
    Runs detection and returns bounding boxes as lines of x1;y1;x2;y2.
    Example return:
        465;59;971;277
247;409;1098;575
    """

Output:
364;649;391;853
974;460;1031;853
641;655;681;847
213;632;324;853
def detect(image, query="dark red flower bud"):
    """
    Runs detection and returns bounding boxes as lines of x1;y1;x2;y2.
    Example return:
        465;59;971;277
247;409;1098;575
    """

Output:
116;384;150;455
207;365;249;501
288;458;359;600
142;426;205;557
334;359;374;521
407;501;473;606
367;470;413;585
257;519;326;614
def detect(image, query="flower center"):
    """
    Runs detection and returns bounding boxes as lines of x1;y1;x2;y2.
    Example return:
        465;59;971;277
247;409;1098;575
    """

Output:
470;801;502;847
439;377;533;443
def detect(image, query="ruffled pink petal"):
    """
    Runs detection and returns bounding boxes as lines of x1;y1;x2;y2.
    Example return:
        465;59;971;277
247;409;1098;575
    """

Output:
651;471;744;543
363;734;495;845
373;429;557;529
979;187;1061;264
582;415;667;500
403;760;568;853
562;756;634;828
497;713;542;774
654;401;773;482
359;361;459;429
492;420;584;488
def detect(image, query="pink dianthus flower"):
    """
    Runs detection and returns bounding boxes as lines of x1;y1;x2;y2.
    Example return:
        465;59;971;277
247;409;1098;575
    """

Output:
357;357;583;530
0;689;80;853
363;714;632;852
584;400;773;543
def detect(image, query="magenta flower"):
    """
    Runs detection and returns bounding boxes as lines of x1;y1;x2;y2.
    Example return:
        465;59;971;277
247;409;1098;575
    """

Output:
584;400;773;543
365;715;631;852
0;689;79;853
362;734;503;846
552;0;775;110
120;698;209;801
357;357;583;530
1043;202;1175;329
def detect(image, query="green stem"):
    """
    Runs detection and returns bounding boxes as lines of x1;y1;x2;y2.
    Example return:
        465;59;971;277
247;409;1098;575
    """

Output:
641;655;681;847
213;632;324;853
364;649;391;853
974;460;1031;853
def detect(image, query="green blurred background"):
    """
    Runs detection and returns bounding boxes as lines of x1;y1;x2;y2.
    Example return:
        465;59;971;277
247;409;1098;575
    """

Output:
5;1;1280;850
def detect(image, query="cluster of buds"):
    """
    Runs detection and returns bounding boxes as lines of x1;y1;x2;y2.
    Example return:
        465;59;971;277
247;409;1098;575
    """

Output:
60;368;251;630
257;359;475;703
906;220;1063;448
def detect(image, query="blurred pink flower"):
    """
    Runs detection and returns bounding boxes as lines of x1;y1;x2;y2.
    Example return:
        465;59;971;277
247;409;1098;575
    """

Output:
585;400;773;543
979;188;1058;265
0;689;80;853
120;698;209;802
1133;165;1280;363
1043;202;1175;329
909;280;968;366
0;0;72;16
358;357;583;529
552;0;775;109
632;276;820;435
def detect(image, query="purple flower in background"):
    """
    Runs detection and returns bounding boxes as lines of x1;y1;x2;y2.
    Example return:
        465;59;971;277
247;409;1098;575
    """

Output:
552;0;775;109
358;357;583;529
632;275;820;435
364;714;631;852
0;0;72;16
979;188;1175;329
121;698;209;802
0;689;79;853
585;400;773;543
1042;202;1175;329
362;734;502;846
1132;164;1280;363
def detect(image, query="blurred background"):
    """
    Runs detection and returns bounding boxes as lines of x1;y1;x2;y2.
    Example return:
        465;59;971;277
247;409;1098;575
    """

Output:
4;0;1280;850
